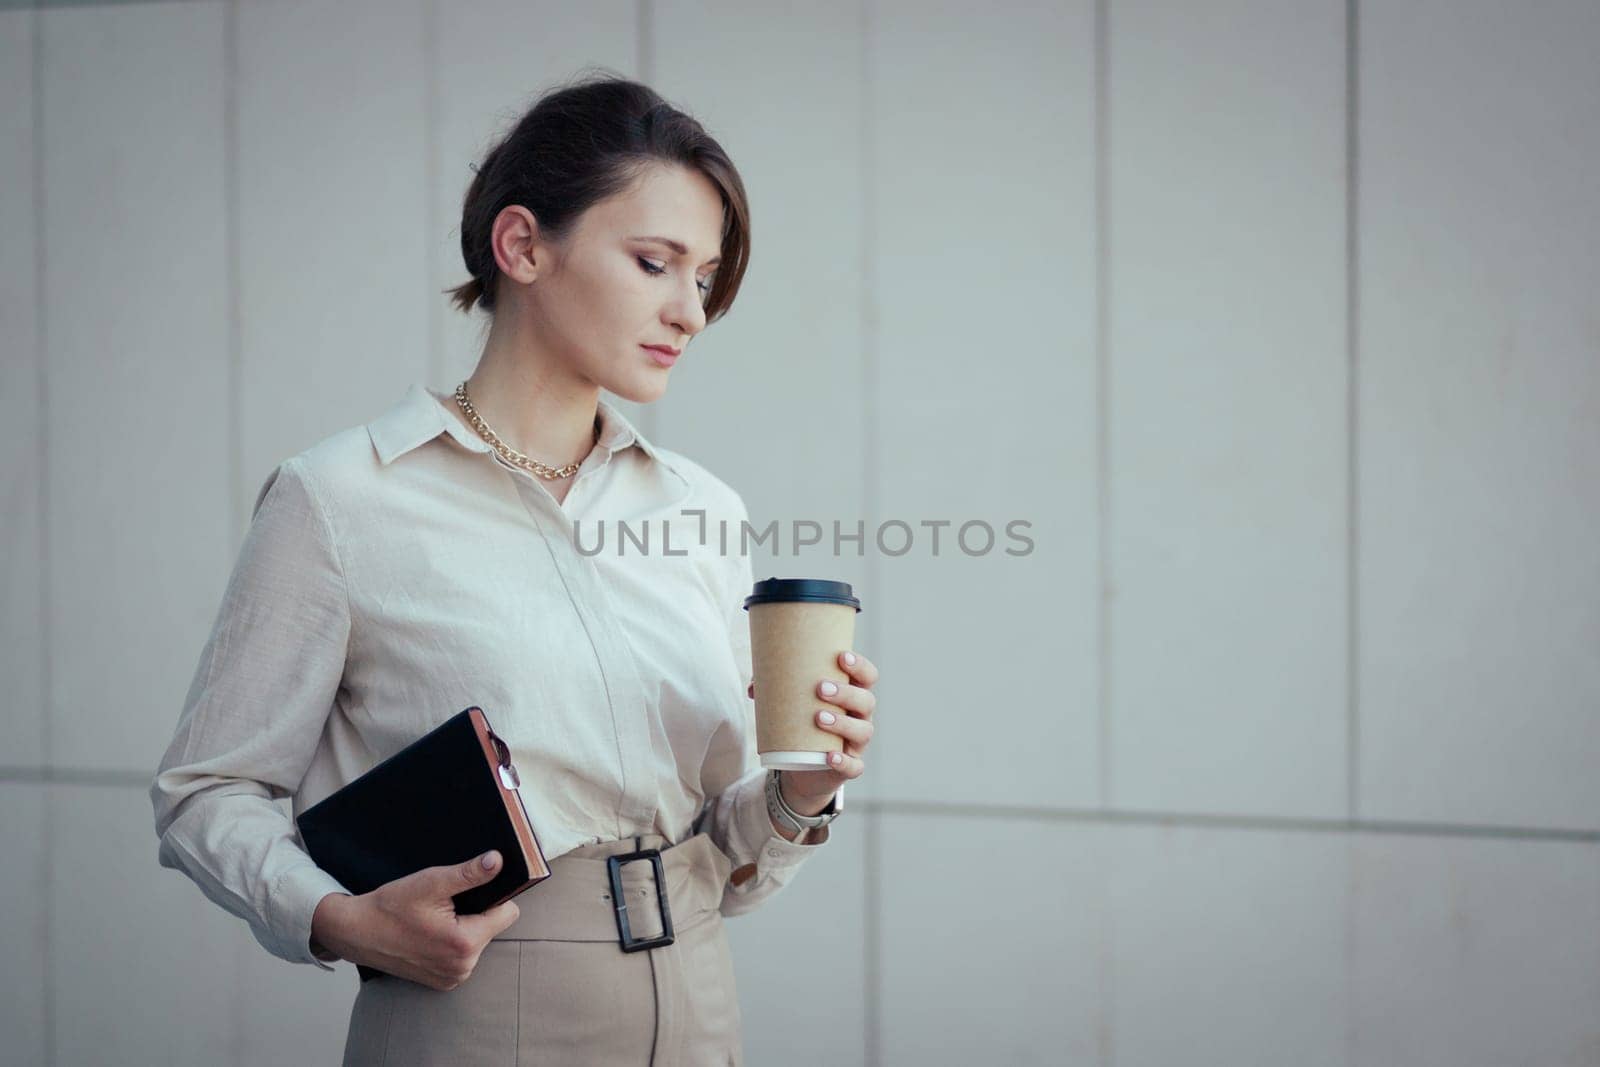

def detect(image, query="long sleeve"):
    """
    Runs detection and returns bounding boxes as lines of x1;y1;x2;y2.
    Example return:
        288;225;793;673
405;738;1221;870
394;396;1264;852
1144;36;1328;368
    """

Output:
696;491;831;918
149;457;352;971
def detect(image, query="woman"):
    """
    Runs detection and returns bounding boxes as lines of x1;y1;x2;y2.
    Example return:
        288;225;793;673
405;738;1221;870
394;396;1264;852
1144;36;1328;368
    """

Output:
149;73;879;1065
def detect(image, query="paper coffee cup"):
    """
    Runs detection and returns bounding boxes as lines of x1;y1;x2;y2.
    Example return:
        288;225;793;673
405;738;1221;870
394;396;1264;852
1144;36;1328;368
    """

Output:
743;577;862;771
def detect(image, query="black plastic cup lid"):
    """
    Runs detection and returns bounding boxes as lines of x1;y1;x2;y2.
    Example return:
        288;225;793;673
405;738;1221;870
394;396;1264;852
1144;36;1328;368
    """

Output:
743;577;862;612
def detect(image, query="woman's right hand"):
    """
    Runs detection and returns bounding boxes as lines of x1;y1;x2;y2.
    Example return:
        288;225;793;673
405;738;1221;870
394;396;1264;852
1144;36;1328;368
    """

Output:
311;850;522;991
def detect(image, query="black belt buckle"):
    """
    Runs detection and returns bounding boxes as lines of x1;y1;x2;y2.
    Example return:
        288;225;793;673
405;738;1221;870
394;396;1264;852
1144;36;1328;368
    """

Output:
605;847;675;952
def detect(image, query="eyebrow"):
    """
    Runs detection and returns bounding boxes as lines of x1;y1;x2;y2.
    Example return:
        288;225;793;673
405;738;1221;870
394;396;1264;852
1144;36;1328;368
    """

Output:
631;235;721;267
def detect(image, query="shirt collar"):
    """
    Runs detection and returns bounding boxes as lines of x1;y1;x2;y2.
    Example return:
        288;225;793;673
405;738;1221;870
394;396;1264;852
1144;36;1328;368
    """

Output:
366;383;688;487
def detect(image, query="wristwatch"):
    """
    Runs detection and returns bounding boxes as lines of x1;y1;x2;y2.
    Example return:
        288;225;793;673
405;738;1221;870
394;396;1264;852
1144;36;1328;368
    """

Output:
764;768;842;838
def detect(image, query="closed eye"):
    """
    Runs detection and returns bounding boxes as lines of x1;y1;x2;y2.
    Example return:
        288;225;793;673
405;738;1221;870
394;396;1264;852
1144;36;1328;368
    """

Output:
637;256;714;297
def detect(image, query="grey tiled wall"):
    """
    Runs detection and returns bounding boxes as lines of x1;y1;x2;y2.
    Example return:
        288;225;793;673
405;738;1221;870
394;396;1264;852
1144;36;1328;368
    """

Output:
3;1;1597;1064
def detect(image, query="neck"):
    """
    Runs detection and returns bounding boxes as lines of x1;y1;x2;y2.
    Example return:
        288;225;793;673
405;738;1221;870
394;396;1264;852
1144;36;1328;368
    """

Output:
460;318;601;467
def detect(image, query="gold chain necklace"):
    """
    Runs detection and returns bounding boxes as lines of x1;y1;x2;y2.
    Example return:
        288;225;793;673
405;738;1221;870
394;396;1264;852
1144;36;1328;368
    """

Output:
454;381;594;480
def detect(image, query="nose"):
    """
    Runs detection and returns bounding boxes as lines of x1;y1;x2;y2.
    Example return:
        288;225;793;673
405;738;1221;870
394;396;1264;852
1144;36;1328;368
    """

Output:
664;276;708;339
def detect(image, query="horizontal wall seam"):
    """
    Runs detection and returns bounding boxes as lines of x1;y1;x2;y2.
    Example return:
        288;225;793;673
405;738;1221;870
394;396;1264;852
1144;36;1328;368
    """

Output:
5;767;1595;843
870;799;1600;844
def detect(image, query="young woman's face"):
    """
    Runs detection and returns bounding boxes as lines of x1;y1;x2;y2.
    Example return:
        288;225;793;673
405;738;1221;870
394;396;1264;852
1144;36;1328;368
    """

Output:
514;162;726;403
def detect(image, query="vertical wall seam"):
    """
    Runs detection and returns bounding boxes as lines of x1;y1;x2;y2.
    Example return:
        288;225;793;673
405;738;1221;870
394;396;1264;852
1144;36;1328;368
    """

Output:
222;5;245;1061
635;0;658;447
32;4;49;770
1346;0;1361;826
30;14;48;758
860;3;880;1062
636;1;653;105
33;8;54;1064
225;0;241;550
423;0;440;389
1344;4;1362;1065
1093;0;1113;815
865;811;881;1067
1093;1;1114;1061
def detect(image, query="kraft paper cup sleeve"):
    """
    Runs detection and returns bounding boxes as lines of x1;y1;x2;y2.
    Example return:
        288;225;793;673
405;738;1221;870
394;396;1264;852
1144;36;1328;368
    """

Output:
747;597;858;766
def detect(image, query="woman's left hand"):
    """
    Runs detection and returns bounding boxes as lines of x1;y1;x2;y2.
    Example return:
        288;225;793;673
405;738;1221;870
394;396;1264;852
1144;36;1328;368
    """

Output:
747;649;877;812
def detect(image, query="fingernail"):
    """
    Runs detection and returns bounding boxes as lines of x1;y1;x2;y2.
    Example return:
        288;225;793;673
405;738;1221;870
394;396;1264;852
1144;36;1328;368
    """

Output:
829;752;842;765
819;680;838;696
843;652;856;666
818;710;836;724
482;851;499;870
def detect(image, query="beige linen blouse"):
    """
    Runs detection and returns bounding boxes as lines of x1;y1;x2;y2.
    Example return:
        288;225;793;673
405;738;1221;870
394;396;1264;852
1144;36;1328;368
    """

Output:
149;383;829;972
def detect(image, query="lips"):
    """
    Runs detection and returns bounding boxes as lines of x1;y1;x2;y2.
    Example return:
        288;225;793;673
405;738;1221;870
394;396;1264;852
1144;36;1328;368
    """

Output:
642;344;680;367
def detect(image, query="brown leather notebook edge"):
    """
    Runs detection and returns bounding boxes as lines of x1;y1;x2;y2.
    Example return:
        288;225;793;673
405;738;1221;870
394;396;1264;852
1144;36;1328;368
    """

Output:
465;705;552;893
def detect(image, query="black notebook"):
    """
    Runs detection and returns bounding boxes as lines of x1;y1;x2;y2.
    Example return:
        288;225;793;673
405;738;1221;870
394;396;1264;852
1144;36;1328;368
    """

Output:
296;706;550;982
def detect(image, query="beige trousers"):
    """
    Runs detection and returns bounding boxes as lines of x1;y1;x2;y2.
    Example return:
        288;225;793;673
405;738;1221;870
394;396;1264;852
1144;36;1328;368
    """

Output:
341;831;743;1066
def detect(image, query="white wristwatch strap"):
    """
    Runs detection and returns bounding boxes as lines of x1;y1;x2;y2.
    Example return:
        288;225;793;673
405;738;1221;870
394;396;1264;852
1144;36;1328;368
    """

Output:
765;769;842;839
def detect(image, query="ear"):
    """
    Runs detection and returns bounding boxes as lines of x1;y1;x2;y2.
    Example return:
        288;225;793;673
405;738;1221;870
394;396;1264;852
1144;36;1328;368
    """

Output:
490;204;544;284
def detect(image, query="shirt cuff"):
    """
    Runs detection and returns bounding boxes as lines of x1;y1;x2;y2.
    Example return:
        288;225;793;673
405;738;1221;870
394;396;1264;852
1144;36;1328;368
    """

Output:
735;770;831;876
270;863;352;972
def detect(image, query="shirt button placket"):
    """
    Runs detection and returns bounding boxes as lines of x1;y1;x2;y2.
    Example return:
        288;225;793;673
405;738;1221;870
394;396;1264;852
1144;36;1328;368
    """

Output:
518;485;660;834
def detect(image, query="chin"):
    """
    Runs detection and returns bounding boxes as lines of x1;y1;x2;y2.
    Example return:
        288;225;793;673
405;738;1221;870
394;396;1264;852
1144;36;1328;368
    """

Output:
608;374;670;406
